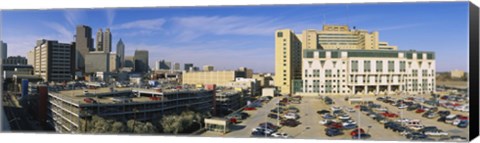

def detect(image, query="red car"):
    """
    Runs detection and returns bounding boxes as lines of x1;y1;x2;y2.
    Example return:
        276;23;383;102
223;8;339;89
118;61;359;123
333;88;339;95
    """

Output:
83;98;96;103
458;115;469;120
416;109;426;113
381;112;399;118
355;105;361;109
327;122;343;129
244;107;256;111
350;128;365;136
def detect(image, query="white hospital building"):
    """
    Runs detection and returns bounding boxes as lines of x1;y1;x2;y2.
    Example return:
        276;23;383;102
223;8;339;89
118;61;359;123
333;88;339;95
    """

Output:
300;49;436;96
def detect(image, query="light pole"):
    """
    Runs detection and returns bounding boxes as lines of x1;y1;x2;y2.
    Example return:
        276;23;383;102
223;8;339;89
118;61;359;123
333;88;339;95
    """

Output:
357;109;361;139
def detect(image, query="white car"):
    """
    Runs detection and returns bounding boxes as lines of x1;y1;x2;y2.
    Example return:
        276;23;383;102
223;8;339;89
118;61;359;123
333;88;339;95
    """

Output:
345;107;356;113
375;107;388;112
271;132;290;138
342;120;357;126
252;127;275;134
331;106;342;111
452;119;463;126
396;118;410;123
319;119;336;125
425;130;449;136
398;105;408;109
409;125;424;131
338;115;351;120
284;113;299;120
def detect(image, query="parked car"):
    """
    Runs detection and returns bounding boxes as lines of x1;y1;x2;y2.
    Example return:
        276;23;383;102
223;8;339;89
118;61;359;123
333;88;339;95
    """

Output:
450;136;468;141
322;114;335;119
244;107;256;111
445;114;458;124
345;107;356;113
281;119;301;127
422;111;438;119
268;113;280;119
381;112;399;118
285;112;299;119
331;106;342;111
317;110;331;115
457;120;469;128
251;130;266;137
406;132;428;140
258;122;278;131
350;128;365;136
338;114;351;120
415;108;426;113
424;130;448;136
326;122;343;129
375;107;388;112
343;124;358;130
437;110;451;117
351;133;371;139
326;128;344;137
271;132;290;138
319;119;337;125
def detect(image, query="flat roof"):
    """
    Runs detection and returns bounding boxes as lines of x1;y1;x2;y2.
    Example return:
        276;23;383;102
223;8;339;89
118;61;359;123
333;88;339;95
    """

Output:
51;87;212;105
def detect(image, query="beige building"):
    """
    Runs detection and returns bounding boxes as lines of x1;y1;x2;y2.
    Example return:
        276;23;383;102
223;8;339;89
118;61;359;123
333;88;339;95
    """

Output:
275;25;398;94
203;65;214;71
182;70;246;86
109;53;119;72
33;39;75;82
450;69;465;78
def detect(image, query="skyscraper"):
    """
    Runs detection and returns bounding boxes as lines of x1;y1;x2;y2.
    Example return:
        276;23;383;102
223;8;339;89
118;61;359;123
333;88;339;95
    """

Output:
103;28;112;53
75;25;94;71
184;63;193;71
274;29;302;94
96;28;103;51
116;39;125;68
1;41;7;61
134;50;149;73
173;63;181;71
33;39;75;82
156;60;171;70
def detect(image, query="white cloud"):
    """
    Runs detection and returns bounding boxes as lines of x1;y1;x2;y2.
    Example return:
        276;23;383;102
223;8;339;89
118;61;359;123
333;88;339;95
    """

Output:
111;18;166;30
172;16;282;36
106;9;115;26
63;10;86;28
42;22;74;41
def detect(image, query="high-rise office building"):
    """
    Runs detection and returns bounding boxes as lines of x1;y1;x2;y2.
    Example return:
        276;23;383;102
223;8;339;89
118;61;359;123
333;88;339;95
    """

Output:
27;50;35;66
96;28;104;51
0;41;7;61
103;28;112;53
109;53;119;72
75;25;94;72
275;25;399;95
184;63;193;71
124;56;135;68
301;25;397;50
116;39;125;68
33;39;75;82
134;50;149;73
156;60;171;70
274;29;302;94
173;63;181;71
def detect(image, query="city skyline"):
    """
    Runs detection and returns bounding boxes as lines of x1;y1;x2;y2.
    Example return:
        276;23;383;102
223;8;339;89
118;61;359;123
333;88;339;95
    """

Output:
1;2;469;72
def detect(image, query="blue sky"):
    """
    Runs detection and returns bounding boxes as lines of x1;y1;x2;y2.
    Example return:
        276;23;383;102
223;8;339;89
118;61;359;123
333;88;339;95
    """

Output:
0;2;469;73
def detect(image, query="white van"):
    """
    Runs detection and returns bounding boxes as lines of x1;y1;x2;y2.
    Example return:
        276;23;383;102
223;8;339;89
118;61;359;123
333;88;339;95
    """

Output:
445;115;457;124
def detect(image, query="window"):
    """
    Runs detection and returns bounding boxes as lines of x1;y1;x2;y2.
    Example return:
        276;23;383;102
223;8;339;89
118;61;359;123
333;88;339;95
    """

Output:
364;60;371;72
388;61;394;72
277;32;283;37
351;60;358;72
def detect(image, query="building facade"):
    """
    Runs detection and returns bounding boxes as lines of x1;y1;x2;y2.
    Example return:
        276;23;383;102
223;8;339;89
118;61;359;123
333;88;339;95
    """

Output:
274;29;302;95
301;50;436;96
134;50;149;73
96;28;104;51
33;39;75;82
450;69;465;78
75;25;94;71
109;53;119;72
1;41;7;61
156;60;171;70
275;25;398;95
203;65;214;71
102;28;112;53
184;63;193;71
182;70;246;86
116;39;125;68
4;56;27;65
47;87;215;133
84;52;109;74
